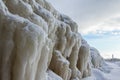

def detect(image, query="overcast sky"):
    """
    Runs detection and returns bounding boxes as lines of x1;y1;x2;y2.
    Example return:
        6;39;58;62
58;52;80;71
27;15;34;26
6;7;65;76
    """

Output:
47;0;120;58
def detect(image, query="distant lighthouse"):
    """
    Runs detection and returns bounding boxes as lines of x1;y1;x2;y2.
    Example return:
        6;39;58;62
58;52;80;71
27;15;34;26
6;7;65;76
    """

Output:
112;54;114;61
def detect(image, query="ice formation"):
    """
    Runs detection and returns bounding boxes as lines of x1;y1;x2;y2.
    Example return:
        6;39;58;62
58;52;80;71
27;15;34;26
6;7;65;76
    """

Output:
0;0;103;80
90;47;105;68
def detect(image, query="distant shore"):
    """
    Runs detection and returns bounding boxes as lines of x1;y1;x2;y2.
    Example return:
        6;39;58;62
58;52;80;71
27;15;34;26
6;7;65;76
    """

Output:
105;58;120;62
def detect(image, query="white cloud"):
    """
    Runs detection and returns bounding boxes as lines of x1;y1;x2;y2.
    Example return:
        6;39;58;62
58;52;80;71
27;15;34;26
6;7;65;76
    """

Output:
111;32;120;35
82;16;120;34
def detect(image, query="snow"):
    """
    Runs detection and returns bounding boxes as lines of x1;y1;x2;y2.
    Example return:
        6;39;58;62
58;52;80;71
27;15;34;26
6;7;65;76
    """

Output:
82;61;120;80
47;70;63;80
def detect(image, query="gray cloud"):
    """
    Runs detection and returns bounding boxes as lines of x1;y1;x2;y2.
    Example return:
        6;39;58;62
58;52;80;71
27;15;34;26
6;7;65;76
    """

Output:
47;0;120;34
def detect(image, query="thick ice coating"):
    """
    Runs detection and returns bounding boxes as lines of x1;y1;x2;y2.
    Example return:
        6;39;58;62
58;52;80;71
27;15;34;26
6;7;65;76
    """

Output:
0;0;103;80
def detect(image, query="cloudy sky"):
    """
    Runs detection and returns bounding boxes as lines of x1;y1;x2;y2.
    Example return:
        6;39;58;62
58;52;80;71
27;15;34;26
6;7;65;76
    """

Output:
47;0;120;58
